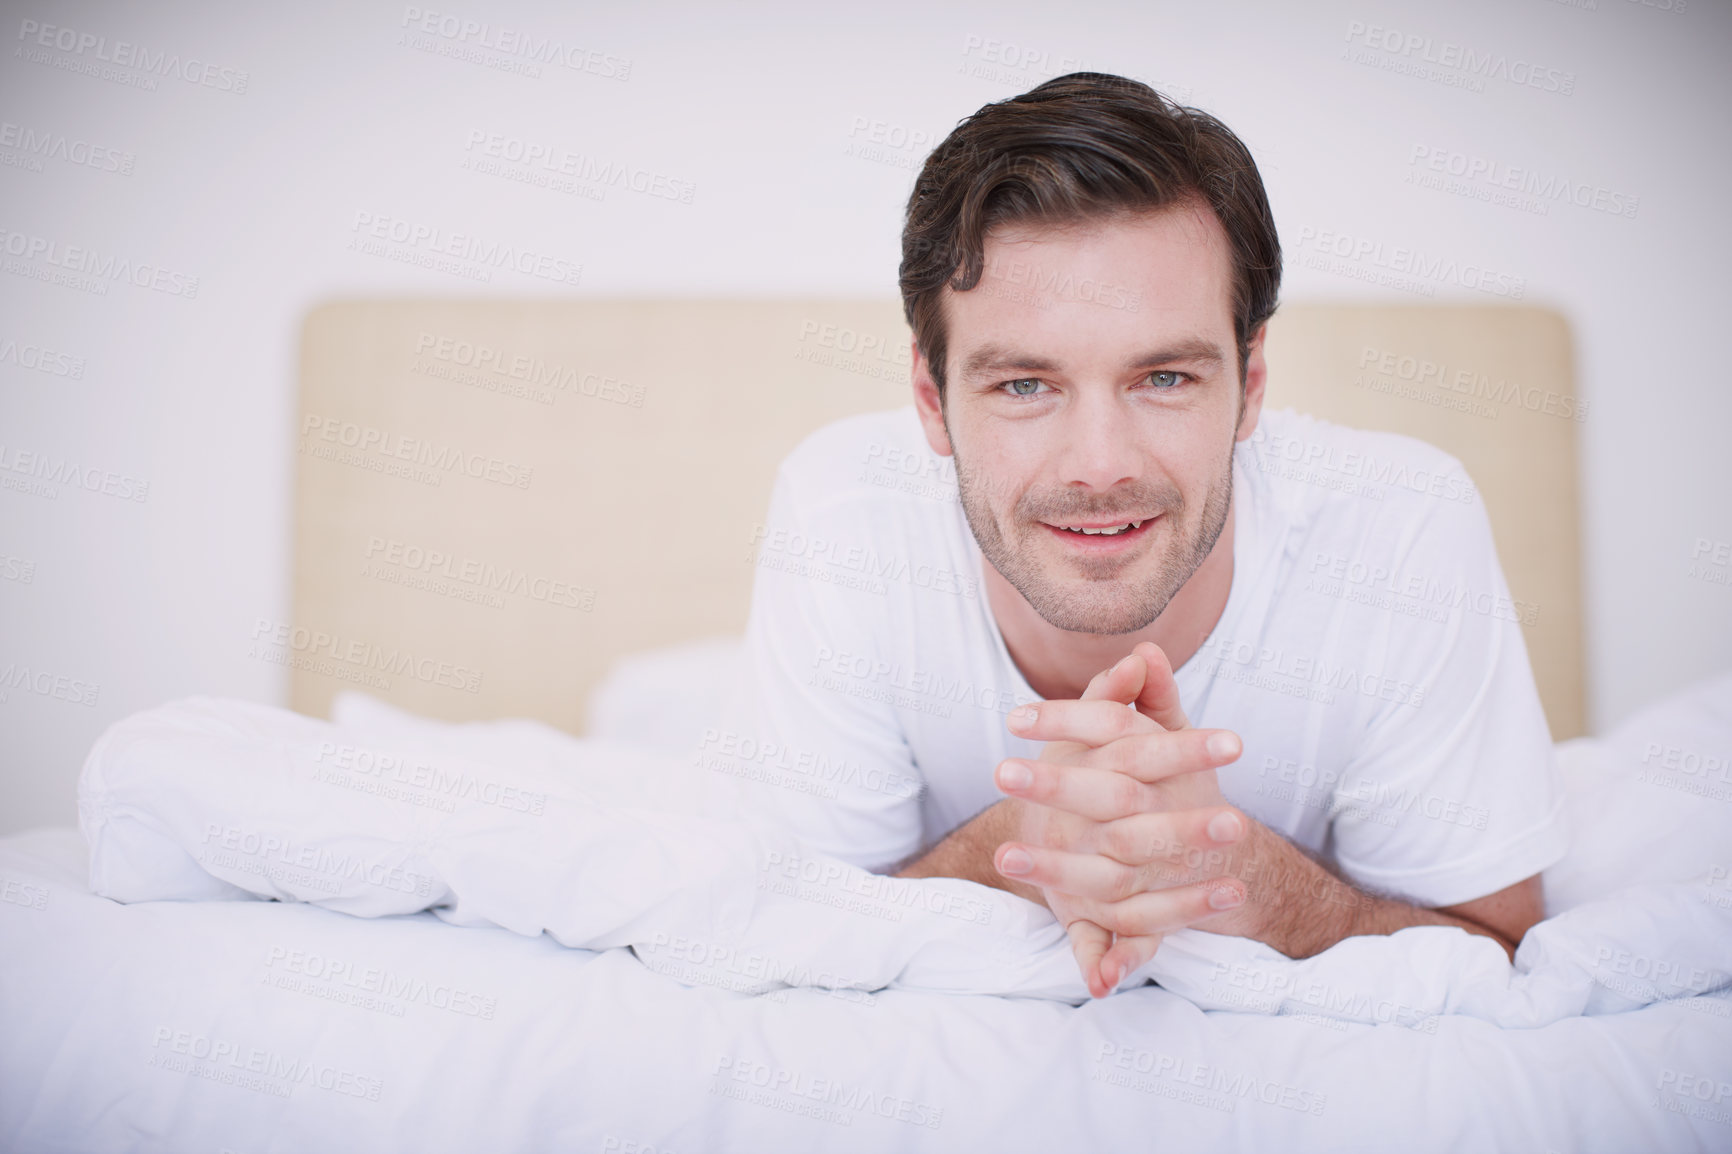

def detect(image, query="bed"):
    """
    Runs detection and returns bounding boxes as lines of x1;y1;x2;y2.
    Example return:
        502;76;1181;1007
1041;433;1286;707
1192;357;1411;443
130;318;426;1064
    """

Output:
4;301;1727;1153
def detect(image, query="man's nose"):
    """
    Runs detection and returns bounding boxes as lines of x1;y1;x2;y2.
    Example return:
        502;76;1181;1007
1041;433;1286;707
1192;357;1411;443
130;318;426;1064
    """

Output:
1053;390;1143;492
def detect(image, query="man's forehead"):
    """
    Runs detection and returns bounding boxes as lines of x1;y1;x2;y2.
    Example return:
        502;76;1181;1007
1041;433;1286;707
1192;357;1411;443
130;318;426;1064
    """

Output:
941;204;1239;377
958;201;1232;295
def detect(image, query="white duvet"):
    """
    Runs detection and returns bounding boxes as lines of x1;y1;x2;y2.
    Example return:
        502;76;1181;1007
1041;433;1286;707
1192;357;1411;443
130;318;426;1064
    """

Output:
1;672;1729;1152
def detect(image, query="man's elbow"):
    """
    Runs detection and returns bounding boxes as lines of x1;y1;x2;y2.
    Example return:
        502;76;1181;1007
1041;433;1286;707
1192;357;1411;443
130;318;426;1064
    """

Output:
1438;874;1547;958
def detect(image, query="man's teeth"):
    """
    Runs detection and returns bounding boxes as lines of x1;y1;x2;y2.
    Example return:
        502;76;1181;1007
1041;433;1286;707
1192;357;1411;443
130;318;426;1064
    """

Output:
1062;521;1143;536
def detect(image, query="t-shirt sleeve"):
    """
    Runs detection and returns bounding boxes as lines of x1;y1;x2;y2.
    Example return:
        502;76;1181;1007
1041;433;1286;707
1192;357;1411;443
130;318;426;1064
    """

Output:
1325;482;1568;908
703;466;926;874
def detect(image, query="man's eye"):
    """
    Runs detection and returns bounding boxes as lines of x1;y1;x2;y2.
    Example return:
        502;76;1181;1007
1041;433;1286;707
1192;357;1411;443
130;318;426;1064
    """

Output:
1147;371;1185;389
1002;378;1047;397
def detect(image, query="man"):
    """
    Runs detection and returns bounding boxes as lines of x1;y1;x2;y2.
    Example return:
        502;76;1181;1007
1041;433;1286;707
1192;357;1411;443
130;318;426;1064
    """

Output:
714;73;1565;999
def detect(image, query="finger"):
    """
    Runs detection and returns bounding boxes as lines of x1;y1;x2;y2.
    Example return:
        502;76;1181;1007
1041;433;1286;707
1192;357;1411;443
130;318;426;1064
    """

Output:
1006;698;1153;746
995;759;1153;822
997;842;1147;903
1099;932;1165;991
1076;727;1243;783
1066;878;1249;939
1063;917;1115;1000
1130;642;1190;730
1081;652;1147;706
1090;805;1248;866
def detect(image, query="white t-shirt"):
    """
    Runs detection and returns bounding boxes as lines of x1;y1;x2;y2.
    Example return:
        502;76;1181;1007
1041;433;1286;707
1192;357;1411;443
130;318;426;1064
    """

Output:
706;404;1567;908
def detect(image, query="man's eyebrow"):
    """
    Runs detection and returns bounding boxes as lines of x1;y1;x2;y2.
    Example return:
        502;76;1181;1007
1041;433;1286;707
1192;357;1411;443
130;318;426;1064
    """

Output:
957;339;1228;379
958;344;1061;379
1130;340;1228;370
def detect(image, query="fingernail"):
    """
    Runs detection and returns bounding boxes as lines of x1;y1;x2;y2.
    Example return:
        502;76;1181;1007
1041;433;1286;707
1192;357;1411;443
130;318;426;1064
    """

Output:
998;761;1033;791
999;847;1033;876
1009;705;1038;729
1105;963;1122;989
1208;886;1245;911
1206;812;1243;842
1206;732;1241;760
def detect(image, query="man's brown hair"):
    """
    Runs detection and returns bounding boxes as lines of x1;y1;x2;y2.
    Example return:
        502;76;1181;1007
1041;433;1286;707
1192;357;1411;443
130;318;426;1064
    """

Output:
899;72;1281;400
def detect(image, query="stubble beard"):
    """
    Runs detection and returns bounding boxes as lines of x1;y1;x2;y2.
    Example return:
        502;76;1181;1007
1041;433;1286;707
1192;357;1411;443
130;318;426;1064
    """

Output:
956;444;1235;636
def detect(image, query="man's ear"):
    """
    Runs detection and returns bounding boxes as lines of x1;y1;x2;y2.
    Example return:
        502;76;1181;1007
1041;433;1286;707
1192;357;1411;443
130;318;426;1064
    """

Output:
1236;324;1269;443
911;338;954;458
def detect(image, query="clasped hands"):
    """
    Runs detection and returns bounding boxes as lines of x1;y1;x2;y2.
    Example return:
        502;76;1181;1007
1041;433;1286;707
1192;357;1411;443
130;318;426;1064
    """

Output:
991;641;1262;999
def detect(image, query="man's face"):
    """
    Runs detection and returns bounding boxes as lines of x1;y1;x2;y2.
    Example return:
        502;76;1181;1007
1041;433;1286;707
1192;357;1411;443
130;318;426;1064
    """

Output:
912;202;1266;636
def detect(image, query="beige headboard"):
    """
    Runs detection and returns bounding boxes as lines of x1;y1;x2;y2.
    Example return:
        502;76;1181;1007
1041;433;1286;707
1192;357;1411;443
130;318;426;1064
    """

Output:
292;301;1584;739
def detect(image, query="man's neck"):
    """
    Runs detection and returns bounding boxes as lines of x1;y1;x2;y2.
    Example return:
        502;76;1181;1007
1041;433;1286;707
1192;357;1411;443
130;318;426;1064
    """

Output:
984;502;1237;703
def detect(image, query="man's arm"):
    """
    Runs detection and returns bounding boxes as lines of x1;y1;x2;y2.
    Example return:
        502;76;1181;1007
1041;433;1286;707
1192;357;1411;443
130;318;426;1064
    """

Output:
903;643;1548;992
715;464;930;872
904;794;1542;962
1195;819;1543;961
894;799;1041;905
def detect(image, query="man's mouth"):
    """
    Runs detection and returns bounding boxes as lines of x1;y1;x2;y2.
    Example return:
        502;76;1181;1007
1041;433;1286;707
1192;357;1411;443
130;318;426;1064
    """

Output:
1054;520;1144;536
1040;516;1159;546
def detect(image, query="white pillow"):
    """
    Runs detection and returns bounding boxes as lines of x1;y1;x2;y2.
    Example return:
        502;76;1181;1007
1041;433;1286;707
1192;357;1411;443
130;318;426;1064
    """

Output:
583;635;742;757
1543;671;1732;914
328;691;717;816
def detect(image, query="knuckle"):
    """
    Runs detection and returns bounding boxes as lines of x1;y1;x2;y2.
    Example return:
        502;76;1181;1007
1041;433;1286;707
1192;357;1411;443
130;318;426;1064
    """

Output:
1138;824;1167;861
1088;901;1125;932
1037;820;1072;850
1070;895;1108;924
1101;905;1142;936
1131;734;1170;778
1107;863;1141;902
1100;821;1134;860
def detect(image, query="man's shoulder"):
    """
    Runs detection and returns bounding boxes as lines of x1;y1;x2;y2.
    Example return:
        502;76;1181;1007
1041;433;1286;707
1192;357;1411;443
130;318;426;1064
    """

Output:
1248;407;1471;476
1243;408;1482;522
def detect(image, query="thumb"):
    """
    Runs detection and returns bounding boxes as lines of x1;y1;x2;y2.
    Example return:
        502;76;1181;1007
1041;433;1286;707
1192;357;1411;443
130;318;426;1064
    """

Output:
1063;917;1117;1000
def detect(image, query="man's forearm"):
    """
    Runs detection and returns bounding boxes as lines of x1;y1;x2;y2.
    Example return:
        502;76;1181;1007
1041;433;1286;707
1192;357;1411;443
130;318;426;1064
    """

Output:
1228;822;1518;960
895;805;1519;960
893;800;1045;905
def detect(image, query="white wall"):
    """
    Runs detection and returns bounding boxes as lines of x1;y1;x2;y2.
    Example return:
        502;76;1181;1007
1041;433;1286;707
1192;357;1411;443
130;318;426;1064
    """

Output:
3;0;1727;836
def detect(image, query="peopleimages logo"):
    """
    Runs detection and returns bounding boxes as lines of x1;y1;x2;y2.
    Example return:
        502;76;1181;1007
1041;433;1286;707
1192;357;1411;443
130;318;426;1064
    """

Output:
1355;345;1587;423
299;414;534;490
149;1026;383;1101
1341;20;1575;95
462;131;693;203
363;534;597;611
1293;226;1524;300
263;943;498;1019
0;120;134;175
712;1055;945;1129
413;332;644;407
1249;425;1478;505
398;7;631;80
250;618;483;694
0;336;86;378
348;211;583;286
15;19;250;93
1407;145;1638;220
0;226;199;298
0;443;150;502
0;662;100;707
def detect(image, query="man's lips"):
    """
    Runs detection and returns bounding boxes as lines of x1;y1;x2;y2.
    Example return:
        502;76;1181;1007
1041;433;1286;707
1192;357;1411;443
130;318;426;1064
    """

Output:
1039;515;1160;548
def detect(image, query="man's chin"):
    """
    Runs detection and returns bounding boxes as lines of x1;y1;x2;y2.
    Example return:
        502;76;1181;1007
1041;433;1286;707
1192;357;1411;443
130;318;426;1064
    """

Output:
1022;582;1168;636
